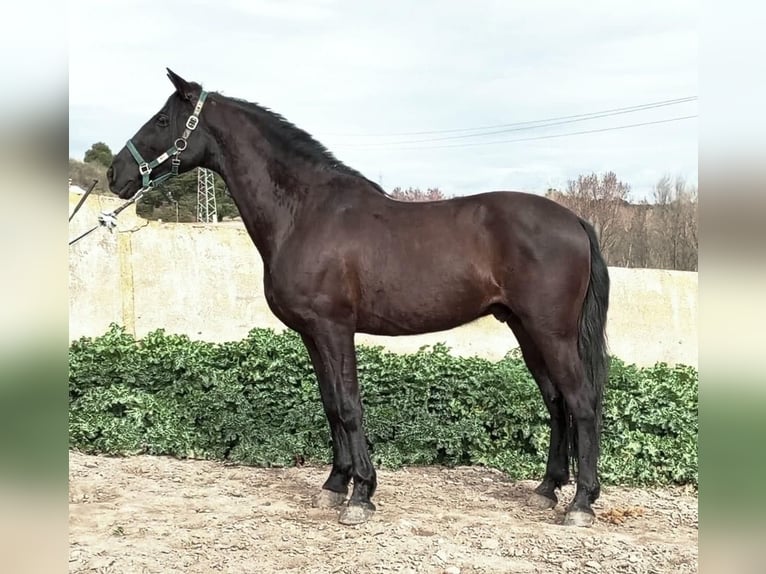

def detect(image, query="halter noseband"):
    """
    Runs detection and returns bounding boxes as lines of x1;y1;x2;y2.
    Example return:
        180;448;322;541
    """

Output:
126;90;209;189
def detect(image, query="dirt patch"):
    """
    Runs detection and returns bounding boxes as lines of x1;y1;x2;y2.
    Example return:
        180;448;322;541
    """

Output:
68;451;697;573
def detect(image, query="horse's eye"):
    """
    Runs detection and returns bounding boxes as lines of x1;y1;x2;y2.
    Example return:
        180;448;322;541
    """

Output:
157;114;169;127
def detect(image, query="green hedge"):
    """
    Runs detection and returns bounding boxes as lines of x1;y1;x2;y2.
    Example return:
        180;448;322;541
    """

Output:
69;325;698;486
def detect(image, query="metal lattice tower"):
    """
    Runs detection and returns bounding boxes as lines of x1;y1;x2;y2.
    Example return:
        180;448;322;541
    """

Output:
197;168;218;223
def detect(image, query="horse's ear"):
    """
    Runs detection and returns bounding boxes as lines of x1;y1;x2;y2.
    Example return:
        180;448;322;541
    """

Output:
166;68;194;101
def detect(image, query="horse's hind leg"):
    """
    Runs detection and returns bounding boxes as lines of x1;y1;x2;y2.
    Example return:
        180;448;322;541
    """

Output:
527;329;600;527
506;316;570;510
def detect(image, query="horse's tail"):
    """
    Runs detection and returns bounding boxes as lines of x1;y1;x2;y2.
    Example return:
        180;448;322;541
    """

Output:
567;218;610;476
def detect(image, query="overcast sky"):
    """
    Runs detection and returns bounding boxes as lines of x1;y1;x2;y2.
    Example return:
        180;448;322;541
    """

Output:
69;0;697;201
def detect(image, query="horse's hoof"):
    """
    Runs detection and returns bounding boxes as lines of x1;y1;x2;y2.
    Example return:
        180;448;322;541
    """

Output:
338;503;375;525
563;510;595;527
313;489;347;509
528;492;557;510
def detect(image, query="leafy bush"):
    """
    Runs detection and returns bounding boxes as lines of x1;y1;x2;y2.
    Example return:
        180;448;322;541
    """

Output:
69;325;698;486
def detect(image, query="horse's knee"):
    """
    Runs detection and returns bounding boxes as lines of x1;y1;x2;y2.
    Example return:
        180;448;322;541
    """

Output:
337;400;363;433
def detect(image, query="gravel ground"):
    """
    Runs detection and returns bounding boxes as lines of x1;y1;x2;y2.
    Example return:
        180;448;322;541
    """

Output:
69;451;697;573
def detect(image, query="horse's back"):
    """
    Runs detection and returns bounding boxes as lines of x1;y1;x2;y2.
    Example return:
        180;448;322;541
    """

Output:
368;190;589;271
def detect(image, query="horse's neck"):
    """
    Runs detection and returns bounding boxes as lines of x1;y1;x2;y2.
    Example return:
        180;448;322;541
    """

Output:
204;107;309;265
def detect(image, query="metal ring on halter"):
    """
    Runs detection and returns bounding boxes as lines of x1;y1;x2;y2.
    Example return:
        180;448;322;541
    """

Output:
175;137;188;151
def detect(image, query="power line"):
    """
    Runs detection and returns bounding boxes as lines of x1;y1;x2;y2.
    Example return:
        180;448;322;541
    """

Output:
334;115;697;151
324;96;697;138
337;98;698;147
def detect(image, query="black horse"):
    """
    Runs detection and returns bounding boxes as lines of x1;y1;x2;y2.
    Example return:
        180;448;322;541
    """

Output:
107;69;609;527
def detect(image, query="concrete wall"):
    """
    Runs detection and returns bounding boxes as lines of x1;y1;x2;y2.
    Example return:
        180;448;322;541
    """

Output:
69;193;698;367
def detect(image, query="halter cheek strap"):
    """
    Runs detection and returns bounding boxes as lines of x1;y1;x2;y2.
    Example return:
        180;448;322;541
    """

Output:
126;90;209;188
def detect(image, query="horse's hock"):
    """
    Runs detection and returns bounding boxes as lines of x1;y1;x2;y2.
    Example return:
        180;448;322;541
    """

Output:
68;191;698;368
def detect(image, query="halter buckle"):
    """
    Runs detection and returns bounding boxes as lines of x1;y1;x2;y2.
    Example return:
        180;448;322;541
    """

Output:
186;116;199;130
138;162;151;175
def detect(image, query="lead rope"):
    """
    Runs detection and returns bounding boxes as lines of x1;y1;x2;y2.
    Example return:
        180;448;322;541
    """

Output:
68;186;149;246
69;179;98;222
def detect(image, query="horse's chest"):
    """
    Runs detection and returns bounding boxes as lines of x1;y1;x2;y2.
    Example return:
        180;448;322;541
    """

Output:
262;274;295;325
261;267;318;330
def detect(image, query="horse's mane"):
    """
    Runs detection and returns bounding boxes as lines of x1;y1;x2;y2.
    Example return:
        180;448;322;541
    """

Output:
219;93;388;196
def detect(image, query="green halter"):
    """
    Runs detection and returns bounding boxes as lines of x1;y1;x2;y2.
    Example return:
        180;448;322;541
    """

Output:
126;90;209;188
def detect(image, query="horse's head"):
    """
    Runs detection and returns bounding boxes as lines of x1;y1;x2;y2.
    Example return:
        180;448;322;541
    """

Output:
107;69;211;199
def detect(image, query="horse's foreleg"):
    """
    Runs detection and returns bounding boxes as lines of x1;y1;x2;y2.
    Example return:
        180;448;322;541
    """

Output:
301;334;352;508
305;324;377;525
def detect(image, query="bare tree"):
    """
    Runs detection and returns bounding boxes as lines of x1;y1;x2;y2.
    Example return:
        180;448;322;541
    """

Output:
390;187;449;202
650;175;698;271
550;171;631;263
547;172;697;271
607;200;650;269
684;183;699;270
